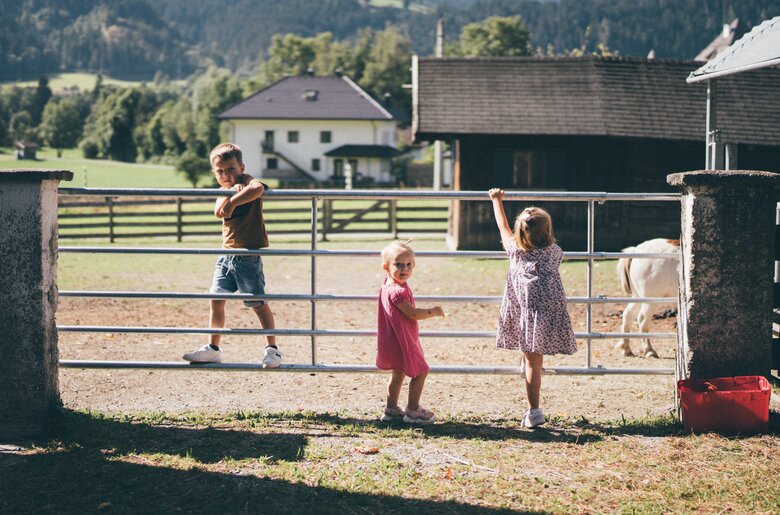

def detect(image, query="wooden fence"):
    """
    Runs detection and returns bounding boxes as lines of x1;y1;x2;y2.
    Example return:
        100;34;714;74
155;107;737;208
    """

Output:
57;197;449;242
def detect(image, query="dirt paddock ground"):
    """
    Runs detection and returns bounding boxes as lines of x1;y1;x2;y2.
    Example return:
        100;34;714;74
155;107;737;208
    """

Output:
57;238;678;422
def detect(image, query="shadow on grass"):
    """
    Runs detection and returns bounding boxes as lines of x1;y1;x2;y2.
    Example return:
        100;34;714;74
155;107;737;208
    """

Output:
0;410;530;514
269;410;780;440
248;411;605;444
574;410;780;438
44;410;307;464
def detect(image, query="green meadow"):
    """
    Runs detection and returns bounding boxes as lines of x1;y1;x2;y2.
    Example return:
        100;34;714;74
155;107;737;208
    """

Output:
0;72;175;93
0;147;205;188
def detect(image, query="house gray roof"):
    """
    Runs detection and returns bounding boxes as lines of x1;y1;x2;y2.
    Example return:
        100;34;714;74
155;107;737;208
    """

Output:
688;16;780;82
694;18;745;62
324;144;401;158
217;75;394;121
414;56;780;146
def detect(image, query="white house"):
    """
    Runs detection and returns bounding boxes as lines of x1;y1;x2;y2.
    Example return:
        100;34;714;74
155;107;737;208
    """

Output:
217;74;400;184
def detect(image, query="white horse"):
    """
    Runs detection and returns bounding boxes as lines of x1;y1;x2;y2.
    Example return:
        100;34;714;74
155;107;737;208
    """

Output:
615;238;679;358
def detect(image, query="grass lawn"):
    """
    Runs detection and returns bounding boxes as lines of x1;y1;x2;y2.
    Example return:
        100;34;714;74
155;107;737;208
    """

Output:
0;72;178;93
0;147;202;188
3;409;778;513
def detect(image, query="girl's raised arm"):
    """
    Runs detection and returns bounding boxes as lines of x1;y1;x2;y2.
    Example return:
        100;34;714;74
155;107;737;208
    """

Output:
488;188;514;243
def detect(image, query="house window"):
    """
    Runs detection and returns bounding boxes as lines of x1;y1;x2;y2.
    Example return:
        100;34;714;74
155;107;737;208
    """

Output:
288;131;299;143
267;158;278;170
320;131;332;143
312;159;321;172
333;159;344;177
263;131;274;152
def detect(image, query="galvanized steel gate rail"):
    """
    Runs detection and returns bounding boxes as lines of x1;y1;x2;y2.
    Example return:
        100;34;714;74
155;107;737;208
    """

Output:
57;188;679;375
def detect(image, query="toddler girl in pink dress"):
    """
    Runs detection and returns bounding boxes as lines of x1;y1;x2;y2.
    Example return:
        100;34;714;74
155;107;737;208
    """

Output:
376;240;445;424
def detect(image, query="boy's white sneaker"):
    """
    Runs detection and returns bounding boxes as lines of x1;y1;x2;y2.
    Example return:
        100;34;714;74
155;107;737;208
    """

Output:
262;346;282;368
183;344;222;363
523;408;546;428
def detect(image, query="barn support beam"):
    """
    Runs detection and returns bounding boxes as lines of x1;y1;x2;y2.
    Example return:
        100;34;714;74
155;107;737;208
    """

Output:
667;170;778;380
0;169;72;439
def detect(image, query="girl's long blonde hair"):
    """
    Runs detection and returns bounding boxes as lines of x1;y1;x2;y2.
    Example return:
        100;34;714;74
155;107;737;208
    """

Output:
514;207;555;251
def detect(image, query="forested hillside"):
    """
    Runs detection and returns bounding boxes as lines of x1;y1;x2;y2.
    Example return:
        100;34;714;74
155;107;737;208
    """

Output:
154;0;779;70
449;0;780;59
2;0;778;80
0;0;197;80
0;0;780;80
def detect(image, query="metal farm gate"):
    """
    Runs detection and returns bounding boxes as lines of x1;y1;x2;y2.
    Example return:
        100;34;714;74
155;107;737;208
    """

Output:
56;187;679;376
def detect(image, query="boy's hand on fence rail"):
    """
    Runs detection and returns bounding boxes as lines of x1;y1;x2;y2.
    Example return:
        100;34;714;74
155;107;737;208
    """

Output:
215;197;233;218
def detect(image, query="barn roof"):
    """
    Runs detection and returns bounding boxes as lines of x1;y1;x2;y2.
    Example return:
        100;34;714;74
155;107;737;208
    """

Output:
413;56;780;146
217;75;394;121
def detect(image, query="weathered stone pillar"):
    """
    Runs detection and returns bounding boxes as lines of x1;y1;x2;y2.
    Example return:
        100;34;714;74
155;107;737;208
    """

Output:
667;170;778;380
0;169;72;439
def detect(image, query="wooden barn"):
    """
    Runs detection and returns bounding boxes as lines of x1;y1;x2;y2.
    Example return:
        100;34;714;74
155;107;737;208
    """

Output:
412;56;780;251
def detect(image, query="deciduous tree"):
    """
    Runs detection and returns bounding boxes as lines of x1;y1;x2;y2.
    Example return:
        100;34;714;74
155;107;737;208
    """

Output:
40;98;82;157
458;16;531;57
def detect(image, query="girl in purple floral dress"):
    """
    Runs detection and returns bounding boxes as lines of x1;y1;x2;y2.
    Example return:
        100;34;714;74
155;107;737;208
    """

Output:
488;189;577;428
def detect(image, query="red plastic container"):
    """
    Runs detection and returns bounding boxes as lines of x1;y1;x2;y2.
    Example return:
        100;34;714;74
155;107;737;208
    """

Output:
678;376;771;434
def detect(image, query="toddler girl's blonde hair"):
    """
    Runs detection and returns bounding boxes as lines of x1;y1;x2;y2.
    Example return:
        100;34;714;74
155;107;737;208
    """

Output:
381;239;415;265
514;207;555;251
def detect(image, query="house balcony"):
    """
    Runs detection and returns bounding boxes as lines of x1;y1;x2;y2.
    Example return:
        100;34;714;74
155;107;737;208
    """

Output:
261;140;274;153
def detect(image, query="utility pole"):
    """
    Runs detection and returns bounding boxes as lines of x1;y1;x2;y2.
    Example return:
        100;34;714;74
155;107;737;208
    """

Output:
433;16;444;191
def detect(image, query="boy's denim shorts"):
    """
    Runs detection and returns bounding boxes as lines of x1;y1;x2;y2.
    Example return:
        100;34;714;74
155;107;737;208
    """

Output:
209;255;266;308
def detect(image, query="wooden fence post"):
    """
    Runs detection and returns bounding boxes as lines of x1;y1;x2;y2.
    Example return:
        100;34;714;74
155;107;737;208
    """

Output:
107;196;115;243
176;197;183;242
389;200;398;238
320;199;329;241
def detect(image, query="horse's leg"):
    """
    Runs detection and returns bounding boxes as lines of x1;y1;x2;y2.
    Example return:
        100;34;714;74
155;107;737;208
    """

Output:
616;302;640;357
637;303;659;358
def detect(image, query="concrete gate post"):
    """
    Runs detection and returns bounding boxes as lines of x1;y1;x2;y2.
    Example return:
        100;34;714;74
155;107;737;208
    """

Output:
666;170;778;380
0;169;72;439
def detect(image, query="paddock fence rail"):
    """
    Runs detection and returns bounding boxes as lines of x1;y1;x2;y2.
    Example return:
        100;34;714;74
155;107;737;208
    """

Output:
57;187;680;376
57;196;449;242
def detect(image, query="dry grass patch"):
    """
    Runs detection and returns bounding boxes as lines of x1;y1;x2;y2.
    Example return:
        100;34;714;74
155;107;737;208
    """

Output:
2;409;778;513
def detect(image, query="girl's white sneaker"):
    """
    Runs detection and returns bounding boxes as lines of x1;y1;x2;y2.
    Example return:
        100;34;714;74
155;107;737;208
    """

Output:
523;408;545;428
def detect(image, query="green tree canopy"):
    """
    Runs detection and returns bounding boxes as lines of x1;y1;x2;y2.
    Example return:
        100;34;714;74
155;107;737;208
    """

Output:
176;151;211;187
84;88;142;162
30;76;53;126
252;28;413;119
456;16;531;57
360;26;412;118
9;111;34;143
40;99;82;157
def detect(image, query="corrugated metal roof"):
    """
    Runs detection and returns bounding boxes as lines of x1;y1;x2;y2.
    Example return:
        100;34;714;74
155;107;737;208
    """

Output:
217;75;394;121
414;56;780;146
688;16;780;82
